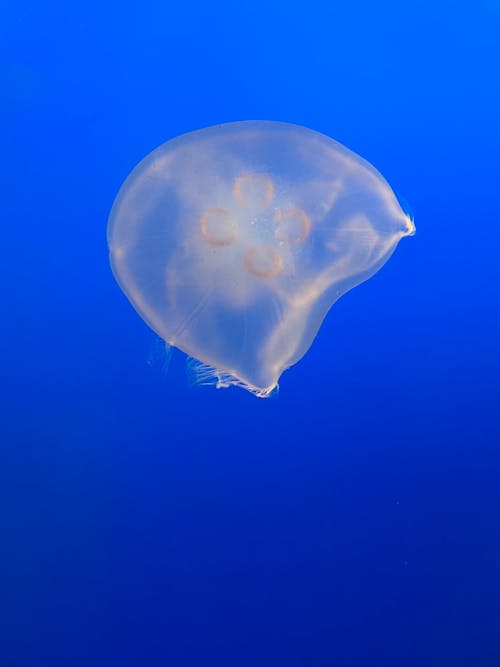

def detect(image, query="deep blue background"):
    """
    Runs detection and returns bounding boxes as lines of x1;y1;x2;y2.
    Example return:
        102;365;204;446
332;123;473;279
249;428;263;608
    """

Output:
1;1;499;665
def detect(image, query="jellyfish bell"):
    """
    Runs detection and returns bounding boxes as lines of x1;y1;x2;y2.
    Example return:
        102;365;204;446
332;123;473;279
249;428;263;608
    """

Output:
107;121;414;397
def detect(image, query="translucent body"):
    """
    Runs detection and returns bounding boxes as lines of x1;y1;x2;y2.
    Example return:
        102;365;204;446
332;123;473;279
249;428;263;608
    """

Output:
108;121;414;397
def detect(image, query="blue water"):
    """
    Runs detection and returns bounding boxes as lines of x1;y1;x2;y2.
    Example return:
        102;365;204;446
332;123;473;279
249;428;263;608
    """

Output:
2;1;499;665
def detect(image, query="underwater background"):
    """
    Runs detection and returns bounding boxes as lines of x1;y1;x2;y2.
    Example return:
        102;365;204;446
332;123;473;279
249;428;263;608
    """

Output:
1;1;499;665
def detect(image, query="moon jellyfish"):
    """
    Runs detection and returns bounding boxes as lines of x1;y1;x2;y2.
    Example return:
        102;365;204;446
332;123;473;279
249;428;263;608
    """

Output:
107;121;415;397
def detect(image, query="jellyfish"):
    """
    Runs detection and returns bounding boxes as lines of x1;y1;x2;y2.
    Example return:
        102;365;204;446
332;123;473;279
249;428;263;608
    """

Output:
107;121;415;397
